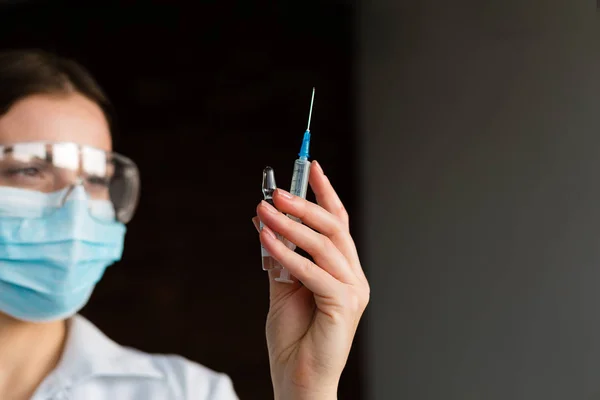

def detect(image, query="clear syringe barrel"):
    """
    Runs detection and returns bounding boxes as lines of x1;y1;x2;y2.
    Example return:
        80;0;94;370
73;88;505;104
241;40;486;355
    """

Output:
290;158;311;200
287;158;311;235
275;158;311;283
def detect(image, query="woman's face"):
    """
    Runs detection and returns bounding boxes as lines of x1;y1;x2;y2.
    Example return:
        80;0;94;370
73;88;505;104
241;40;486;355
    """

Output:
0;94;119;324
0;93;112;195
0;93;111;149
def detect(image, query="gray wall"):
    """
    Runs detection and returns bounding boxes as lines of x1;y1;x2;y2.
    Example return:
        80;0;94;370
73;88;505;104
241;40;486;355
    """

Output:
360;2;600;399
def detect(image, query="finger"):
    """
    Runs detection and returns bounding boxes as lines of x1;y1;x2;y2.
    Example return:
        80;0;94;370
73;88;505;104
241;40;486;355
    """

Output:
254;216;303;297
309;161;349;229
273;189;347;238
260;225;341;297
309;162;368;283
257;201;356;284
272;189;362;281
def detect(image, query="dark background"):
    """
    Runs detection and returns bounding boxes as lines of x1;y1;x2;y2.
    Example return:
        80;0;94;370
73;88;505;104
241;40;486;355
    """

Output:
0;1;362;399
5;1;600;399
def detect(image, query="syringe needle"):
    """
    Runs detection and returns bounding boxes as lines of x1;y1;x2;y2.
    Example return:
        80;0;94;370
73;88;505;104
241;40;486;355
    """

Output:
306;87;316;132
276;88;316;284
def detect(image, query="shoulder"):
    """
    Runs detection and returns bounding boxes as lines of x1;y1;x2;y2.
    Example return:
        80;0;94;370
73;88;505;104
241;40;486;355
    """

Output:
127;349;239;400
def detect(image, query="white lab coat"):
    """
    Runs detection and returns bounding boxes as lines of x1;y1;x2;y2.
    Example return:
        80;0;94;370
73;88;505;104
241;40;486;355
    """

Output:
30;315;239;400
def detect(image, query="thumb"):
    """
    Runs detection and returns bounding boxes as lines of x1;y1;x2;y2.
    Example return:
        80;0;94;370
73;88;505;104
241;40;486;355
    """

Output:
268;267;302;302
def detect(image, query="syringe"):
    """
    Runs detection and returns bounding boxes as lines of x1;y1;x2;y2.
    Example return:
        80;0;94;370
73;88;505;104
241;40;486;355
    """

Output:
275;87;316;284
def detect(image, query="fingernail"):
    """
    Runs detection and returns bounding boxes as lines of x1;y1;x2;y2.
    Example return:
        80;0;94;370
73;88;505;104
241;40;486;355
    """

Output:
261;225;277;240
313;160;323;174
252;218;260;232
261;200;278;213
276;189;294;200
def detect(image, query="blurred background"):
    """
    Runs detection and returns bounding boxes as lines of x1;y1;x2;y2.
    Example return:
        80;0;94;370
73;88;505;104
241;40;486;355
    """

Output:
3;1;600;399
0;1;359;399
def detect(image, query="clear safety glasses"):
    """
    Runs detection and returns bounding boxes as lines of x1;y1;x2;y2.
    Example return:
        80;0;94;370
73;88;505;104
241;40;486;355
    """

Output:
0;142;140;223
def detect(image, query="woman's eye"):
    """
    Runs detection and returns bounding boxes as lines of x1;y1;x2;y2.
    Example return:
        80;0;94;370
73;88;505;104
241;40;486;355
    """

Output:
8;167;41;177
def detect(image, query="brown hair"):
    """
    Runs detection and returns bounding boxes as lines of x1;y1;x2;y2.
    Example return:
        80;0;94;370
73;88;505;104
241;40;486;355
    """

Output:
0;49;116;136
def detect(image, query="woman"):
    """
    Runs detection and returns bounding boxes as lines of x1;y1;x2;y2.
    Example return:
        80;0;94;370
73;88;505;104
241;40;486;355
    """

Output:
0;49;369;400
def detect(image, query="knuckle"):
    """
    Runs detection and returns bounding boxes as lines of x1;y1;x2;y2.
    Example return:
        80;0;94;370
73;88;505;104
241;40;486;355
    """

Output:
326;217;345;238
361;281;371;304
319;234;334;254
362;290;370;308
340;205;349;219
342;287;368;318
338;203;349;220
350;286;370;312
332;216;345;232
330;224;351;245
297;199;309;220
301;258;314;275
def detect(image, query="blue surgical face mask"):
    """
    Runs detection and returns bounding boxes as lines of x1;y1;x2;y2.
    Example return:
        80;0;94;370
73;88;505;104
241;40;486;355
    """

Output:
0;186;126;322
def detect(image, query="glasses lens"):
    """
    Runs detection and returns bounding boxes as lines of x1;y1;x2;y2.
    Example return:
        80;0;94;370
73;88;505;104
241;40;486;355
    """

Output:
103;154;140;224
0;142;140;223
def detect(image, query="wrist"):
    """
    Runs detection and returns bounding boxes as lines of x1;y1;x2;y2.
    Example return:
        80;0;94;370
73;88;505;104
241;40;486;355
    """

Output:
274;393;337;400
273;385;338;400
270;366;340;400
